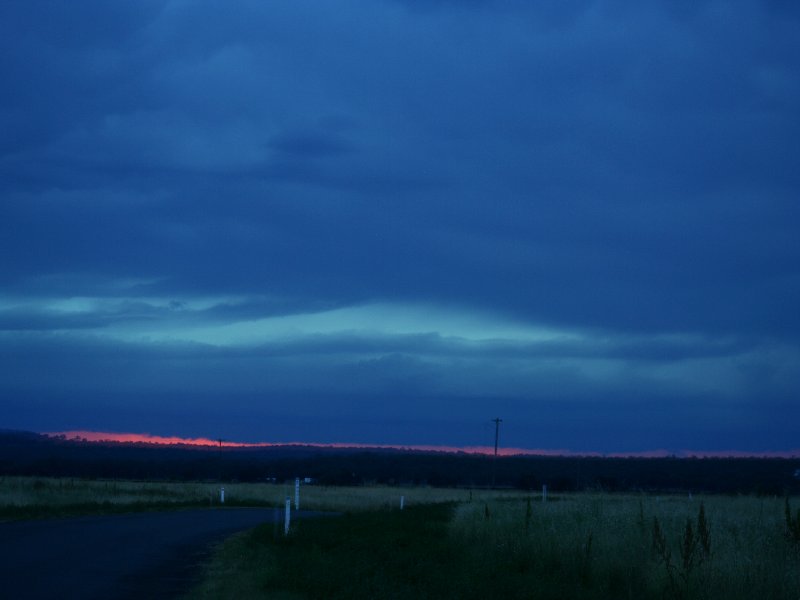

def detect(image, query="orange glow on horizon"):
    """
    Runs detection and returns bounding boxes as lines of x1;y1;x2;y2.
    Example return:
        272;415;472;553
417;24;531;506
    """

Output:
44;430;800;458
50;430;258;447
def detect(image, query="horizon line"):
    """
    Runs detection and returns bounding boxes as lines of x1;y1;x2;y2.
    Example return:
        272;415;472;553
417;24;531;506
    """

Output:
43;430;800;459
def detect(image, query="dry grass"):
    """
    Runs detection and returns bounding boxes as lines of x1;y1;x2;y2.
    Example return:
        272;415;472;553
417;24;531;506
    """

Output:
451;493;800;599
0;476;526;518
191;493;800;599
8;477;796;598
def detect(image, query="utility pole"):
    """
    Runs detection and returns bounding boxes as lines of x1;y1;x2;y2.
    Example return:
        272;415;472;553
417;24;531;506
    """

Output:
491;418;502;488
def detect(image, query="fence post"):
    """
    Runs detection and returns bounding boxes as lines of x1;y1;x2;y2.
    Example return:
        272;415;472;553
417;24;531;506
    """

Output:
284;496;291;535
220;487;225;504
295;477;300;510
542;484;547;502
400;495;405;510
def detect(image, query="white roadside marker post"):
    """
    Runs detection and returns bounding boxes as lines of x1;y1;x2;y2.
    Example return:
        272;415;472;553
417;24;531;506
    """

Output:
220;487;225;504
284;497;291;535
295;477;300;510
400;495;405;510
542;484;547;502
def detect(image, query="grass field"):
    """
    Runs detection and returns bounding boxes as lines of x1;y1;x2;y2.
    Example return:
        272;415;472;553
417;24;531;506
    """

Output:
3;477;798;598
450;494;800;599
0;475;522;519
188;492;800;600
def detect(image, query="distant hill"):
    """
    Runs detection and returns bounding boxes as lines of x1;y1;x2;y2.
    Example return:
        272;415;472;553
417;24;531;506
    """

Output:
1;430;798;495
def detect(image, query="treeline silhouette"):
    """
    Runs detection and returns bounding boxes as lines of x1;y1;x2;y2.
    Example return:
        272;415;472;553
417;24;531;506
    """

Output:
1;431;798;495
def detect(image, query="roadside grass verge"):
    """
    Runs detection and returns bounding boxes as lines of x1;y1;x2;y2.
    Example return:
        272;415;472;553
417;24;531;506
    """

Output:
0;500;210;521
189;503;468;599
188;493;800;600
0;476;524;521
186;529;299;600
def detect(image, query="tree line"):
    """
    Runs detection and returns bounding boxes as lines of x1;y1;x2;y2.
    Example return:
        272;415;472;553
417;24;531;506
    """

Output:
1;431;798;495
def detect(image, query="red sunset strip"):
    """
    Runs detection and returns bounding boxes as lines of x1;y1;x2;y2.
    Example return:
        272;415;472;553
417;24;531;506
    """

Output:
45;430;800;458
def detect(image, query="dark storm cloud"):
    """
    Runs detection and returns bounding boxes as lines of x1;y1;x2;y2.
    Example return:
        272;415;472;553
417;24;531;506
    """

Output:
2;327;796;449
3;0;797;333
0;310;108;331
1;1;798;450
269;129;354;159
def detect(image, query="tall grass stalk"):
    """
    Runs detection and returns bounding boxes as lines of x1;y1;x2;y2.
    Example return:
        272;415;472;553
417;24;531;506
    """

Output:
451;494;800;599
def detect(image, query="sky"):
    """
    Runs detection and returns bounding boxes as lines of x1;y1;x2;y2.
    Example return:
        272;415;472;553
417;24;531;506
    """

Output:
1;1;799;454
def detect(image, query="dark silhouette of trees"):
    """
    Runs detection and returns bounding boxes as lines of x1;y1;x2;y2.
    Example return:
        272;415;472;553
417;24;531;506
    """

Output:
1;431;798;495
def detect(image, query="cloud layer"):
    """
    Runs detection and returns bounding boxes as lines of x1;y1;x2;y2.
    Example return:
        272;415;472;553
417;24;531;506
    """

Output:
1;1;798;451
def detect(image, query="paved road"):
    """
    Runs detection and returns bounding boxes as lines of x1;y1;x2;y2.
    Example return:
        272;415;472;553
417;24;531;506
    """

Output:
0;507;319;599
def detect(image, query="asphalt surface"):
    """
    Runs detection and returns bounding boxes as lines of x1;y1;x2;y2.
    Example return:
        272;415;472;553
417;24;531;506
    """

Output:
0;507;320;599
